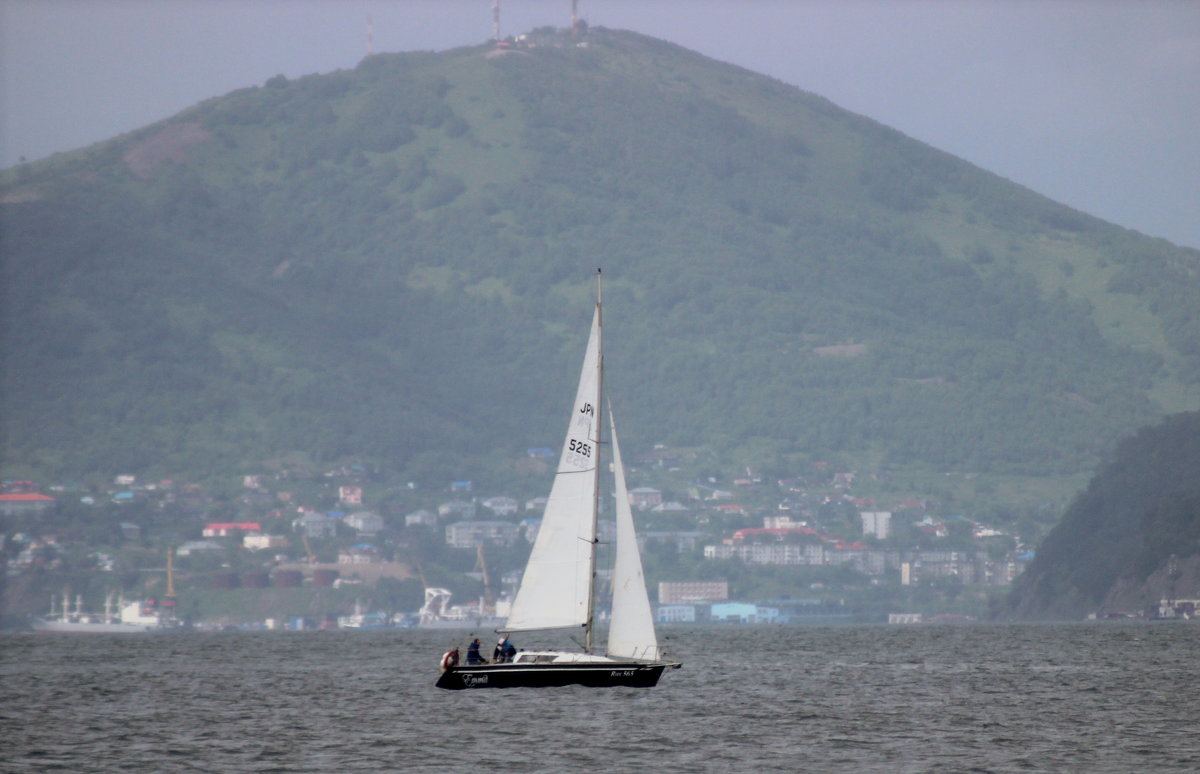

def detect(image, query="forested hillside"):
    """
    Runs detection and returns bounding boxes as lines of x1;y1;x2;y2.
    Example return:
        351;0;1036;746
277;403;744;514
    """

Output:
998;411;1200;620
2;27;1197;485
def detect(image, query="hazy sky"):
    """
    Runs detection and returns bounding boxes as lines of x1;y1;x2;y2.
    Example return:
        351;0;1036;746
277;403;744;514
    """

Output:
3;0;1198;249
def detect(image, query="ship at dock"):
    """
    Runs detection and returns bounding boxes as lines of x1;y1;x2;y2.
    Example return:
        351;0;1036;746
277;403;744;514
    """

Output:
31;592;181;633
30;548;184;633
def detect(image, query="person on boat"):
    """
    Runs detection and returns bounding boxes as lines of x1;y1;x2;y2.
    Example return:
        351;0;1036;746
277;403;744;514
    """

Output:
493;636;516;663
440;646;460;672
466;638;486;665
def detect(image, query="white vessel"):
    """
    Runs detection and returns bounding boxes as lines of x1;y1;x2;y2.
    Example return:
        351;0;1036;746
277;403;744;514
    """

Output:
31;592;173;633
337;600;392;629
437;270;681;689
31;549;182;633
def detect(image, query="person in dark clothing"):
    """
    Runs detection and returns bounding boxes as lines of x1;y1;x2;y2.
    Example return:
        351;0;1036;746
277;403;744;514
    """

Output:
466;638;486;665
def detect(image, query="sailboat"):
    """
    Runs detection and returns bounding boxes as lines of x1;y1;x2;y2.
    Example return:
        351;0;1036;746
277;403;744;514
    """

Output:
436;271;681;689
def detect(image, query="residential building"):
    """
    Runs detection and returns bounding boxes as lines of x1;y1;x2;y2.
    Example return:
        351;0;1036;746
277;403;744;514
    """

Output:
345;511;384;535
640;531;707;554
705;541;824;566
861;511;892;540
404;509;438;528
445;520;519;549
293;512;337;539
659;581;728;605
438;500;477;520
244;534;289;551
656;605;697;623
482;496;519;517
628;487;662;510
0;492;56;516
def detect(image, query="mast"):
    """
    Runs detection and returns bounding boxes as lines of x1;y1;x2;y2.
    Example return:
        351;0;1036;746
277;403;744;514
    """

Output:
585;268;602;653
163;547;178;621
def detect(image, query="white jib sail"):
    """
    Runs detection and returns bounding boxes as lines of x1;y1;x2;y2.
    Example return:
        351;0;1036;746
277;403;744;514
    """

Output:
503;304;602;633
606;408;660;661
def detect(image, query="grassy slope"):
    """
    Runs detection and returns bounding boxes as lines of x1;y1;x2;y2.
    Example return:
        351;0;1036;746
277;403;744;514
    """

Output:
0;29;1196;498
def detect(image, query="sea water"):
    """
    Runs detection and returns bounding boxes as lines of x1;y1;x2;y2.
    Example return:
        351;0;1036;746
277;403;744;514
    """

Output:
2;623;1196;772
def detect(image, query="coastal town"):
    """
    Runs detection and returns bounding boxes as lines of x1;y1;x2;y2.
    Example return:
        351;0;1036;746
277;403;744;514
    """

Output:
2;441;1072;631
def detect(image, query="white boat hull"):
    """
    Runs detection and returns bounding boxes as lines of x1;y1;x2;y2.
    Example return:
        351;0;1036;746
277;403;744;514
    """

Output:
31;618;159;634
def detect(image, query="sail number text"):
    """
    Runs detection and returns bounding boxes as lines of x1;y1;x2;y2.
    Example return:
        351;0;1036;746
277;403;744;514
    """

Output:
568;439;593;458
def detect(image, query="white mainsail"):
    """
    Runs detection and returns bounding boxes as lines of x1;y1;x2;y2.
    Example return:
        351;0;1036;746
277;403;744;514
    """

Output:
503;303;602;633
606;409;660;661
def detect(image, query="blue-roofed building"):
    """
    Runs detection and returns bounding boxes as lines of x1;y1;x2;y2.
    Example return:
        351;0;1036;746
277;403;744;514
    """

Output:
710;602;759;623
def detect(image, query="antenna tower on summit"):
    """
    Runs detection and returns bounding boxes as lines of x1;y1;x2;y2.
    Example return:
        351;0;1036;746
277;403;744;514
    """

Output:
493;0;501;42
570;0;587;36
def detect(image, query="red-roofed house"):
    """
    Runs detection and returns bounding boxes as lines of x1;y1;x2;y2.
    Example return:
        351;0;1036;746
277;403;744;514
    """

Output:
0;492;56;516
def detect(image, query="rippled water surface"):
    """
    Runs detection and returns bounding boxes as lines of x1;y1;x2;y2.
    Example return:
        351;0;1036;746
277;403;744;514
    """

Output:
3;623;1197;772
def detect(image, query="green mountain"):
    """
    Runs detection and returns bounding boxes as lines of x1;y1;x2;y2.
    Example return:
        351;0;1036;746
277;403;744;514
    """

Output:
2;27;1197;485
998;411;1200;620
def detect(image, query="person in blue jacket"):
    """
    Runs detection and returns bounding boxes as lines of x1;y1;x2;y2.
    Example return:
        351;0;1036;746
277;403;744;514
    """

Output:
493;636;517;663
466;638;486;664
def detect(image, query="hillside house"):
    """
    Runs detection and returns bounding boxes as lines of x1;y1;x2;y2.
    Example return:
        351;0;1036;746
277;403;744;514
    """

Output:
405;509;438;528
629;487;663;510
445;520;519;549
482;496;519;517
0;492;56;516
345;511;384;535
438;500;477;520
244;534;289;551
640;531;707;554
293;511;337;539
